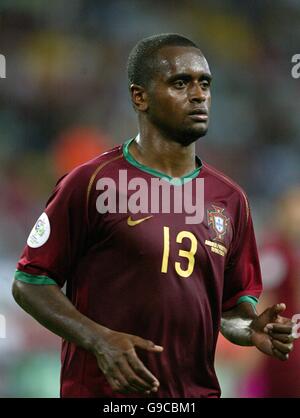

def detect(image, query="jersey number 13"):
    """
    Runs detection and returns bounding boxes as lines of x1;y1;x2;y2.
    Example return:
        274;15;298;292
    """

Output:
161;226;197;278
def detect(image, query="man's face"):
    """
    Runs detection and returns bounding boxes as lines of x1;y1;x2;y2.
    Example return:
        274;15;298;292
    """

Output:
146;46;212;145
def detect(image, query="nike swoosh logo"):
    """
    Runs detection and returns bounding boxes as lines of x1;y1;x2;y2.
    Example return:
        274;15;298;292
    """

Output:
127;215;153;226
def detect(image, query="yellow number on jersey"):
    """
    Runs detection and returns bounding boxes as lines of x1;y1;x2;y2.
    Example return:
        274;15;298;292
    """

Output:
161;227;197;278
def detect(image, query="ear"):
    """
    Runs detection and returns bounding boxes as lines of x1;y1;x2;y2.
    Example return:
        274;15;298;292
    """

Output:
130;84;149;112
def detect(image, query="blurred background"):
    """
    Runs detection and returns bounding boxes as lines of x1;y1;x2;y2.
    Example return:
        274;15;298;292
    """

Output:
1;0;300;397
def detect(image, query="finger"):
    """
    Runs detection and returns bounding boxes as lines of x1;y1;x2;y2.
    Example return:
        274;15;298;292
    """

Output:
105;373;127;393
265;324;293;334
107;355;153;394
271;339;293;354
108;369;149;395
126;348;160;387
272;347;289;361
97;358;137;394
277;303;286;311
260;304;286;327
275;315;293;325
267;303;286;319
133;336;164;353
268;333;294;343
118;357;157;393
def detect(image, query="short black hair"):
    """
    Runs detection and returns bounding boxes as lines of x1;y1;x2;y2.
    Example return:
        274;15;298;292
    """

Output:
127;33;201;89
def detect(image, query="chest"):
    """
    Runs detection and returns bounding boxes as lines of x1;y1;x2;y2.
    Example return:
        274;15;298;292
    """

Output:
91;198;235;280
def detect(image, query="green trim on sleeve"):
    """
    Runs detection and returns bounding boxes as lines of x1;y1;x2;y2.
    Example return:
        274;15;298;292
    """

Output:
236;295;259;307
14;269;57;285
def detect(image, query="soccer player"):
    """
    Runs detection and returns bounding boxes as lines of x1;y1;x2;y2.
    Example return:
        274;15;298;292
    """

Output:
12;34;295;398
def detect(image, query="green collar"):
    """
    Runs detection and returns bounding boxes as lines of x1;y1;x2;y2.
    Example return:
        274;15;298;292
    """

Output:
122;138;202;185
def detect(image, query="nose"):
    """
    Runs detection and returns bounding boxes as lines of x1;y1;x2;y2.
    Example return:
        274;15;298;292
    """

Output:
188;83;207;103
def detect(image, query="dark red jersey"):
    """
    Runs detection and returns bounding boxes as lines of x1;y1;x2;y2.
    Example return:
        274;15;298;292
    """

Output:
16;138;262;398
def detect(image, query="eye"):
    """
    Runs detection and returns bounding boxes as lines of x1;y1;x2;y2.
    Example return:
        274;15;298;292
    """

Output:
200;80;211;90
173;80;186;89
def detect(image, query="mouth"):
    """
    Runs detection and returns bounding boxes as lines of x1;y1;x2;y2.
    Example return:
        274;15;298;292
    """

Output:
188;109;208;121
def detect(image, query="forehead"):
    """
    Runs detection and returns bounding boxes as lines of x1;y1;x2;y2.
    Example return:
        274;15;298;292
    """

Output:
154;46;210;79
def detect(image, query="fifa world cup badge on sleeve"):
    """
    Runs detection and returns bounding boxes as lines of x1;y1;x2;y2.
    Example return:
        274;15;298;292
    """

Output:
27;212;51;248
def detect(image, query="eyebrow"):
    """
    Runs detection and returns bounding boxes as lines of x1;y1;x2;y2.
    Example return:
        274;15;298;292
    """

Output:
167;72;212;83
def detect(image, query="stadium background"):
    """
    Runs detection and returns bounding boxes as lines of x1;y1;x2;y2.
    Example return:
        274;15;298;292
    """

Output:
0;0;300;397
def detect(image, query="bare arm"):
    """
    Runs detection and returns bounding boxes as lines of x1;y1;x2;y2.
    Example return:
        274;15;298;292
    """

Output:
12;280;163;394
12;280;111;349
221;302;295;360
221;302;256;346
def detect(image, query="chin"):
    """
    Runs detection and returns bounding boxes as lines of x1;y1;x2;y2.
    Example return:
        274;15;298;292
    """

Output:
179;126;208;145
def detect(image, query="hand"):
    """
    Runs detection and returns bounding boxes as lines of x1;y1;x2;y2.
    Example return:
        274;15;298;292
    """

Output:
93;329;163;394
250;303;295;361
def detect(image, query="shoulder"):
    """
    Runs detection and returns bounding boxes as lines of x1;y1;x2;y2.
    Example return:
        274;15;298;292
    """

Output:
202;161;250;221
46;144;124;208
55;144;123;191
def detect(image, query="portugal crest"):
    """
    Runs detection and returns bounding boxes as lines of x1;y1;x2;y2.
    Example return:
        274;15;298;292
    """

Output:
207;205;229;242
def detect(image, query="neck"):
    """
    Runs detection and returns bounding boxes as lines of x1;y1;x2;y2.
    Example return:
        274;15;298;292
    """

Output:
129;124;198;178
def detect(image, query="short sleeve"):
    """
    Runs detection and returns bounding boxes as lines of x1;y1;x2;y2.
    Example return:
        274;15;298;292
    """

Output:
15;167;90;288
222;195;263;311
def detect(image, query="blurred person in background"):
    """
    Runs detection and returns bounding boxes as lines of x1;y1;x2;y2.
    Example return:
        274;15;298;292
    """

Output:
260;186;300;397
239;186;300;397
